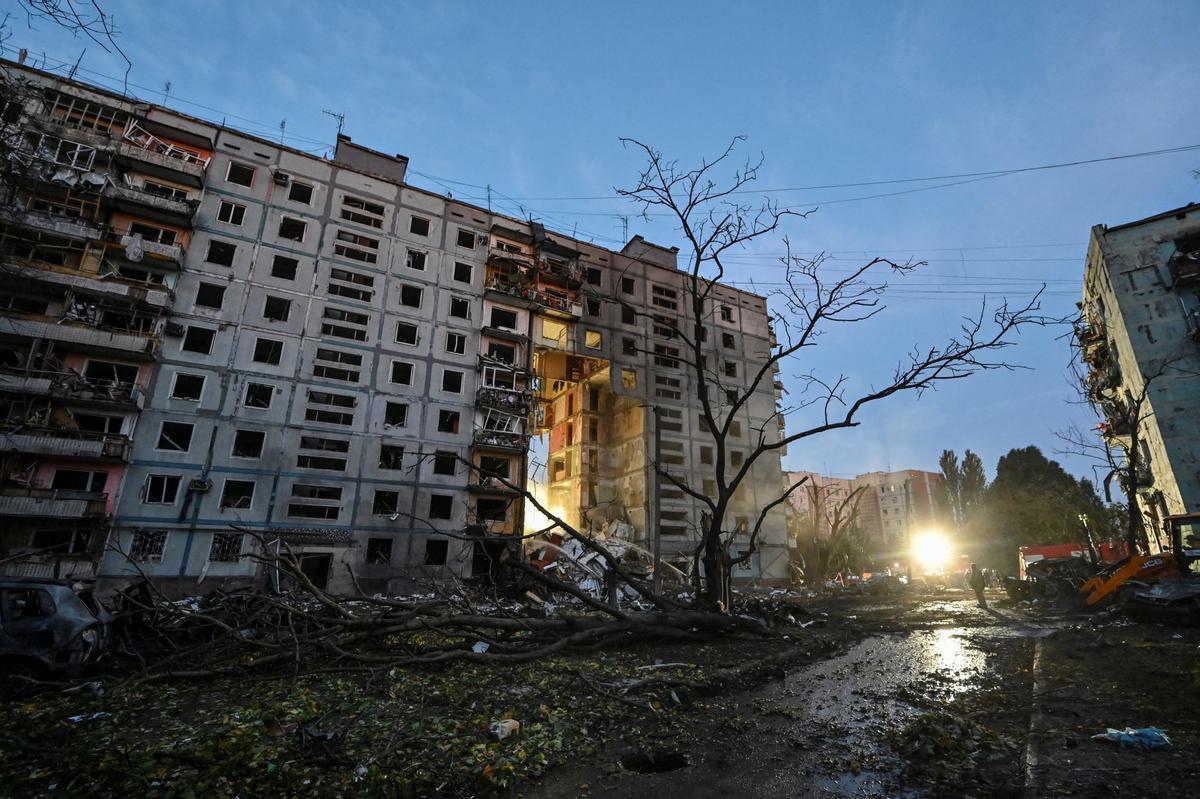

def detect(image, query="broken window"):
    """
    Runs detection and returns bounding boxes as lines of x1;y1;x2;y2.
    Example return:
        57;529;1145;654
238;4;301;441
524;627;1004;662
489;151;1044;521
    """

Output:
328;266;375;300
622;276;635;294
586;298;601;316
220;479;255;509
585;330;602;349
50;470;106;492
208;532;243;563
481;409;520;433
724;361;737;378
445;331;466;355
130;530;167;562
409;216;430;236
217;200;246;226
313;348;361;382
334;229;379;264
379;444;404;470
490;308;518;330
205;239;236;267
390;361;414;385
429;494;453;519
722;332;736;349
622;337;637;356
700;446;713;465
244;383;273;409
475;498;508;522
442;369;463;394
156;421;194;452
450;297;471;319
730;450;744;467
405;250;427;271
393;321;419;346
433;451;457;476
144;474;181;504
170;373;204;401
321;307;369;341
456;229;477;249
652;284;678;311
278;216;306;242
720;305;734;322
384;402;409;428
621;369;637;389
83;360;138;386
5;588;54;619
232;429;265;458
480;456;511;480
226;162;255;187
253;337;283;365
585;267;602;285
341;195;385;228
400;284;423;307
453;261;473;283
366;537;392;563
424;539;448;566
437;410;460;433
654;344;680;369
129;221;177;245
271;255;299;280
288;181;314;204
263;296;291;322
622;305;636;324
373;490;400;515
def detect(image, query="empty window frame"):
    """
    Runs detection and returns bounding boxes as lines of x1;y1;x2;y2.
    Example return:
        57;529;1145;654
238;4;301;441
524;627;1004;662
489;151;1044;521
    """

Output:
170;373;204;401
585;267;601;285
220;479;255;509
271;254;299;280
409;216;430;236
390;361;414;386
243;382;274;409
720;305;734;322
253;337;283;364
453;261;472;283
217;200;246;226
328;266;374;301
621;276;635;294
205;240;237;267
305;389;356;426
379;444;404;470
584;330;602;349
433;450;457;475
486;342;515;363
296;436;349;471
366;537;392;563
651;284;678;310
444;331;466;354
226;162;255;187
156;421;194;452
400;284;423;308
313;348;362;382
384;401;408;427
288;181;314;204
449;296;471;319
405;250;427;271
424;539;448;565
334;229;379;264
143;474;181;504
231;429;266;458
722;332;736;349
441;369;463;393
428;494;453;519
340;195;385;229
456;229;477;249
194;283;225;309
372;490;400;515
395;321;420;346
490;308;518;330
277;216;306;242
437;409;460;433
321;306;369;341
262;295;291;322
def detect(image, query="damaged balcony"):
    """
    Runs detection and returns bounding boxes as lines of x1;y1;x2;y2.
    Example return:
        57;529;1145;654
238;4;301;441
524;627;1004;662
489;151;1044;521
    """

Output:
0;368;144;409
102;181;199;225
1;206;104;243
0;427;131;461
107;226;185;267
0;316;161;360
117;119;211;187
484;277;581;319
0;486;108;519
476;386;532;415
9;259;173;309
471;429;530;452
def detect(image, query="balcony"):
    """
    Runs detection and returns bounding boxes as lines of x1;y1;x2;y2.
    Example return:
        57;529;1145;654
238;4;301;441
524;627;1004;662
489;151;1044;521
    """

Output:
103;182;198;224
0;486;108;519
0;317;160;360
118;120;209;186
7;261;172;309
485;278;581;318
110;228;184;267
488;245;582;284
476;385;532;414
1;208;104;242
468;474;522;495
0;427;131;461
0;369;144;408
1169;250;1200;288
471;429;530;452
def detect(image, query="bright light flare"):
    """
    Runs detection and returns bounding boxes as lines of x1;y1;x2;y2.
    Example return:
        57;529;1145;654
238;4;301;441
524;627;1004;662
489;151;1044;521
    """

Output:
912;531;951;572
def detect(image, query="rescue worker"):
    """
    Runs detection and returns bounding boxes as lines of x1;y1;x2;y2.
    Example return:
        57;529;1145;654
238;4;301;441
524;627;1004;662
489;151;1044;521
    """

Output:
969;562;988;609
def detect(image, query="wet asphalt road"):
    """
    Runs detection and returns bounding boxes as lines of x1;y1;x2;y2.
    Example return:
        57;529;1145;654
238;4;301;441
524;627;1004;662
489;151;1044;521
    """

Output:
532;595;1051;798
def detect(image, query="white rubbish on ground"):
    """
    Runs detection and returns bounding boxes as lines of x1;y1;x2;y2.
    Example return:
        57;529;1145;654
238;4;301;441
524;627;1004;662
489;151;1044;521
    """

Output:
490;719;520;740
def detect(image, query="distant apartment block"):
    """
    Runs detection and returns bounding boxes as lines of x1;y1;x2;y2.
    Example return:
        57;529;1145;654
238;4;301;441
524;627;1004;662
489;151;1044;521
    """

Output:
0;62;789;593
1079;204;1200;549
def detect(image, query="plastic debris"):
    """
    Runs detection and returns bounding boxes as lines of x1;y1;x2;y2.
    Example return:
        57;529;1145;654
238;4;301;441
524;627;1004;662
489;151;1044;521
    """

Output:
490;719;520;740
66;711;111;724
472;641;490;654
1090;727;1172;750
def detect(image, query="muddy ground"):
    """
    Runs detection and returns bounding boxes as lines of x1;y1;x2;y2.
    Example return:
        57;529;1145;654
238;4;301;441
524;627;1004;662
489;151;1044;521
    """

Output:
1;590;1196;797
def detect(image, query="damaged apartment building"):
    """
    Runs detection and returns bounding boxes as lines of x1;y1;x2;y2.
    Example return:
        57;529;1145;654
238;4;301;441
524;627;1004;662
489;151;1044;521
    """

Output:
1079;204;1200;548
0;61;790;595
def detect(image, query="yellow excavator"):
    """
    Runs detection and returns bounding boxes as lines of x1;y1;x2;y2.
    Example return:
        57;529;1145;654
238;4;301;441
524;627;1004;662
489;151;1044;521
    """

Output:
1078;513;1200;607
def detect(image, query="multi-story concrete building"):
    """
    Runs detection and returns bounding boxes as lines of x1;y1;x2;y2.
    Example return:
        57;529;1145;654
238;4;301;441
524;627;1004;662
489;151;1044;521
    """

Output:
784;468;942;562
1079;203;1200;549
0;62;790;594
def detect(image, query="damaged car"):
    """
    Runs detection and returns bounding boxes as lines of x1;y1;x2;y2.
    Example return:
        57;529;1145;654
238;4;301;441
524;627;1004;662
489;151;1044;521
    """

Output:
0;578;112;696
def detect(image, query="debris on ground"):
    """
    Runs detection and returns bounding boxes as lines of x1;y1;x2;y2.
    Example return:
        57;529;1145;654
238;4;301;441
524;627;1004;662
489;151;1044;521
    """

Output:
890;709;1020;795
1091;726;1172;750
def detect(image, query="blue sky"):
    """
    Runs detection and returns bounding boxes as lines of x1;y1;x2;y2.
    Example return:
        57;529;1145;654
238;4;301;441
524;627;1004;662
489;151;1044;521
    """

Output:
8;0;1199;484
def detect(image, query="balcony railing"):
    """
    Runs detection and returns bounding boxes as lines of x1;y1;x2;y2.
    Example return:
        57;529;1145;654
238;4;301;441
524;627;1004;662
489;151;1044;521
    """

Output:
0;368;144;407
472;429;530;451
0;486;108;518
123;119;210;168
1169;251;1200;287
468;474;521;494
108;227;184;265
0;317;160;359
103;182;198;221
0;427;132;461
488;246;582;283
484;278;581;317
476;385;532;414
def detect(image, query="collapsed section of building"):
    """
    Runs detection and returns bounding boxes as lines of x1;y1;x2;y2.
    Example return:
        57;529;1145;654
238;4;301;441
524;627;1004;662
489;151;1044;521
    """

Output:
0;61;790;595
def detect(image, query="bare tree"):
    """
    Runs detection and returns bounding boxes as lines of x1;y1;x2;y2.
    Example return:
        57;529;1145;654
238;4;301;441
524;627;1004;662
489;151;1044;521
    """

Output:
614;138;1046;609
793;482;867;585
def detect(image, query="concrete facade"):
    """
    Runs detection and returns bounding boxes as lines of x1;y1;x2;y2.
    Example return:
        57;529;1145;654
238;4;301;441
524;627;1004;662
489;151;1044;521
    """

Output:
0;63;790;593
1080;204;1200;549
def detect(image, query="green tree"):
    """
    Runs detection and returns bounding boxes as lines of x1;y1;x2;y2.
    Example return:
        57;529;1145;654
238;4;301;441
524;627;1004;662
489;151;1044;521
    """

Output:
938;449;987;532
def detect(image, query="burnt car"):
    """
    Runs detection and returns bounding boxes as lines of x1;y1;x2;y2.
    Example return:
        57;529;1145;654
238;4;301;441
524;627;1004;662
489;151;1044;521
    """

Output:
0;578;112;695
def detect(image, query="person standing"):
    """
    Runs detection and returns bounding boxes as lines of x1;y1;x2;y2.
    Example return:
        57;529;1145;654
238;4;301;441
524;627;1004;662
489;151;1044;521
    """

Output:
969;563;988;609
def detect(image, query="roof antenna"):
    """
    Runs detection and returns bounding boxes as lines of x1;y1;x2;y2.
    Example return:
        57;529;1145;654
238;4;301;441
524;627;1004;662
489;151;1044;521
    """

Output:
162;81;172;105
67;49;85;80
279;118;286;144
322;108;345;138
